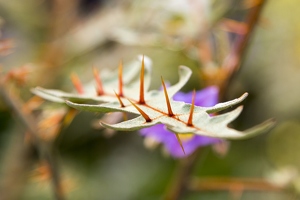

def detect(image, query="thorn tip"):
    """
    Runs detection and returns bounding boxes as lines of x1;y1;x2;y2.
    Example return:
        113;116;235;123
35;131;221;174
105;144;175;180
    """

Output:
93;67;104;95
71;73;84;94
139;55;145;104
161;77;174;116
114;90;125;107
128;99;152;122
118;61;124;97
187;90;195;126
175;133;186;155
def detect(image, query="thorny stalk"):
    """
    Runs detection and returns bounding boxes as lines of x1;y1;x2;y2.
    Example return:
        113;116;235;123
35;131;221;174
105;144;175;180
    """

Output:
164;1;272;199
220;0;267;95
0;1;81;198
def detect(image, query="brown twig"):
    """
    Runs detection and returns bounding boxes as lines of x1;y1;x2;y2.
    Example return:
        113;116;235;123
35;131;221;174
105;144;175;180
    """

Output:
189;177;284;192
0;1;81;199
0;79;65;200
220;0;266;97
0;131;35;200
164;1;267;199
164;151;201;200
35;0;79;87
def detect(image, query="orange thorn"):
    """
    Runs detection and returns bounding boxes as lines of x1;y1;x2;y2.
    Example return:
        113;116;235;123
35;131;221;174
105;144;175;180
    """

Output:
175;133;186;155
93;67;104;95
161;77;174;116
128;99;152;122
71;73;84;94
114;90;125;107
187;90;195;126
139;55;145;104
63;109;78;127
122;113;128;121
118;61;123;97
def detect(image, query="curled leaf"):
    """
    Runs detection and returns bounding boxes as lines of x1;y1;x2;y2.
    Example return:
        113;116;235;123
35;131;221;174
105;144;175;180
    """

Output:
33;55;274;140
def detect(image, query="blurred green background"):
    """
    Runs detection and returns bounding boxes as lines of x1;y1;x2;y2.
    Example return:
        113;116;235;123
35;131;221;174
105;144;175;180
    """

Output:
1;0;300;199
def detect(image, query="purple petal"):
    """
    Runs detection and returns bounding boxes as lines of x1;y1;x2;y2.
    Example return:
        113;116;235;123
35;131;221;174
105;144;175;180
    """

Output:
173;86;219;107
167;135;221;158
140;86;221;158
140;124;221;158
140;124;169;143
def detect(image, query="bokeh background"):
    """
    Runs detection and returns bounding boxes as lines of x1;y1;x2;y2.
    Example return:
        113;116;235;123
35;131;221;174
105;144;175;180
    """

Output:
0;0;300;199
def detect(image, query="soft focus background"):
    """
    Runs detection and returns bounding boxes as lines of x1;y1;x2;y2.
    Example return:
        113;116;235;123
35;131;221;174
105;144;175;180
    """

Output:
0;0;300;199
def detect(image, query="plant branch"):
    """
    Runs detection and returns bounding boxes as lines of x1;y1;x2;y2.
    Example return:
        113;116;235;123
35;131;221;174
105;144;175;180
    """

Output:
164;151;201;200
189;177;284;192
0;79;65;200
0;131;35;200
220;0;267;96
163;1;267;199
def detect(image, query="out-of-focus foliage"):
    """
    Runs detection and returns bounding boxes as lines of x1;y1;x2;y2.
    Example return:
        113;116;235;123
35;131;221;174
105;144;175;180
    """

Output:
36;61;273;140
267;121;300;192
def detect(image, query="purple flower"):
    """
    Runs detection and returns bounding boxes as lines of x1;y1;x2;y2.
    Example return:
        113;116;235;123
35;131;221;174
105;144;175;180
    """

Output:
140;86;222;158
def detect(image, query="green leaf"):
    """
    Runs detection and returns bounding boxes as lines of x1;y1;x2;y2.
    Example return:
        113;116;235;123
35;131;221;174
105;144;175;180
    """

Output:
99;102;275;140
66;65;193;115
31;55;152;103
33;55;275;140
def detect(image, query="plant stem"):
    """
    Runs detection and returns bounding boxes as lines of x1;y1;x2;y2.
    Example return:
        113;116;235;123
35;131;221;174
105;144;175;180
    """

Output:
163;1;267;199
220;0;267;96
164;151;200;200
0;80;65;200
188;177;284;192
0;131;35;200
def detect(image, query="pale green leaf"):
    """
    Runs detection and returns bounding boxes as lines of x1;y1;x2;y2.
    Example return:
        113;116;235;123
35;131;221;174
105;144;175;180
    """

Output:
66;65;193;115
33;55;274;140
31;55;152;103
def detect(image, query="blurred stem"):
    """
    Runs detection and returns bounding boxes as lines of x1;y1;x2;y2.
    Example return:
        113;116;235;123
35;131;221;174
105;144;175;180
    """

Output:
164;151;200;200
35;0;79;87
50;0;79;39
1;1;80;198
0;131;35;200
164;1;267;199
220;0;267;97
0;80;65;200
189;177;284;192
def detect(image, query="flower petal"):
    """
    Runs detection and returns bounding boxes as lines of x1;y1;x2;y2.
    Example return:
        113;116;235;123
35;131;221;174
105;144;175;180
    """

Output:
140;86;222;158
173;86;219;107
